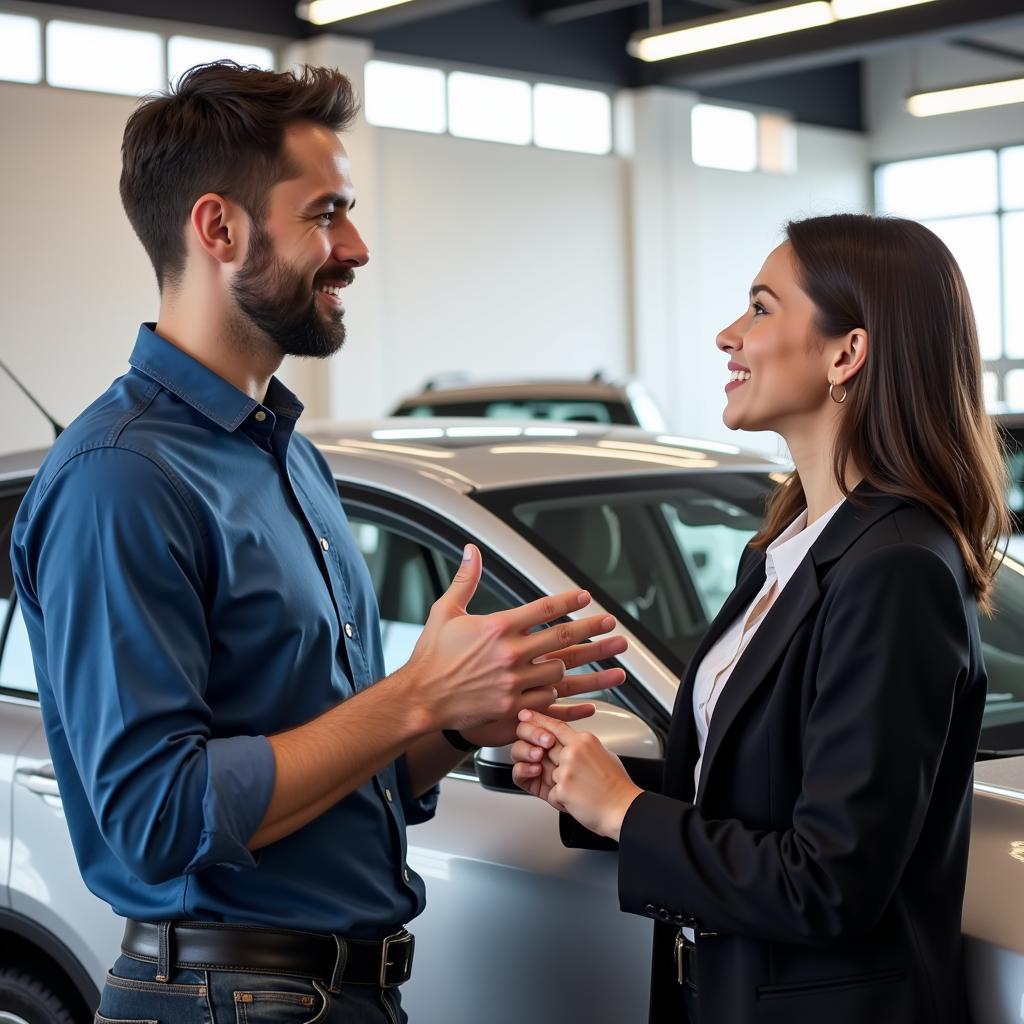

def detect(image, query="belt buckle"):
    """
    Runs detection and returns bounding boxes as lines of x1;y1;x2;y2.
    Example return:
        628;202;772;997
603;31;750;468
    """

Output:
380;930;415;989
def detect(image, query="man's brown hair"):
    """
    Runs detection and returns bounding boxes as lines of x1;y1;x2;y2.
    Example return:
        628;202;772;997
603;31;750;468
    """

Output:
120;61;359;290
750;214;1008;613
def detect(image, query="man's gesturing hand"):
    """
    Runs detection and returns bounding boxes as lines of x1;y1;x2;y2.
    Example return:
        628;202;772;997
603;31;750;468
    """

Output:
403;544;627;735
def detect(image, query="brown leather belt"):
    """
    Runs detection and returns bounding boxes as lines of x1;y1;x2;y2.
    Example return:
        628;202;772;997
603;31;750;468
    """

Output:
122;919;415;991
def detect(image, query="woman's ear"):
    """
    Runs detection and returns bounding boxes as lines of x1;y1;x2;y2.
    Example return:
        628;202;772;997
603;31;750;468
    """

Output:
831;328;869;387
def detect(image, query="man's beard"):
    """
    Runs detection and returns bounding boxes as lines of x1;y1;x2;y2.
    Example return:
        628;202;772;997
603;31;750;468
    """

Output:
230;221;351;359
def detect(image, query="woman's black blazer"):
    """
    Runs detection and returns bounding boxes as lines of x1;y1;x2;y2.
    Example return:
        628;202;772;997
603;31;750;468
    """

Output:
615;487;986;1023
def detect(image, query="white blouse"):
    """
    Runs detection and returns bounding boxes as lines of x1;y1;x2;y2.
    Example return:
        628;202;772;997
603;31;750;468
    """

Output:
691;499;845;792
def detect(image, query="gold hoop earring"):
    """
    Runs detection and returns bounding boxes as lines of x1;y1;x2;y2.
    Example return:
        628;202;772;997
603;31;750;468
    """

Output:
829;380;848;404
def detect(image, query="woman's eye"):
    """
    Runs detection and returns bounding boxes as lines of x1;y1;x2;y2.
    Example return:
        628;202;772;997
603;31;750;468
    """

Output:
751;302;767;317
318;211;335;226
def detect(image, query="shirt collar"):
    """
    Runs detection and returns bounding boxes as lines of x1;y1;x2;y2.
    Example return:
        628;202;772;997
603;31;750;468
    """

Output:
765;498;845;591
128;324;303;432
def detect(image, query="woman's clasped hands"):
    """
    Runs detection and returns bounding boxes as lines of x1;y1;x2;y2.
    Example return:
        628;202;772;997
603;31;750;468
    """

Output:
511;709;644;842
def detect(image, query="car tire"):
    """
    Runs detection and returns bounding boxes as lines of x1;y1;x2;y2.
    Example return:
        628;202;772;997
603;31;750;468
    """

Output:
0;967;80;1024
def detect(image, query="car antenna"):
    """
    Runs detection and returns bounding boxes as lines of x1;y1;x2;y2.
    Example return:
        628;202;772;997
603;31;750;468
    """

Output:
0;358;64;438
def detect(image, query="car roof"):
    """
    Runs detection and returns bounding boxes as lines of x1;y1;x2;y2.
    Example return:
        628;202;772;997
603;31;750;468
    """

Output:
306;419;784;493
395;381;632;405
0;422;783;494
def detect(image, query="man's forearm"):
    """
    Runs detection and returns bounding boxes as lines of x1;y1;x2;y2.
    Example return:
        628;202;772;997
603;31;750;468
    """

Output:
249;668;430;850
404;732;467;797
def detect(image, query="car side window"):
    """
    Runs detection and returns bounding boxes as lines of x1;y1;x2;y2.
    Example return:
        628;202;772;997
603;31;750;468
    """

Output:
0;490;37;700
347;515;516;676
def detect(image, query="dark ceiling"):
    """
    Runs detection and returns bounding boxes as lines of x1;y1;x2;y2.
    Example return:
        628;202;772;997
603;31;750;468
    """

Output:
44;0;1024;131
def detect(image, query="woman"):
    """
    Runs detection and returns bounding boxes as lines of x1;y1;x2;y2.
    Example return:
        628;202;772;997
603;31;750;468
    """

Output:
511;214;1006;1024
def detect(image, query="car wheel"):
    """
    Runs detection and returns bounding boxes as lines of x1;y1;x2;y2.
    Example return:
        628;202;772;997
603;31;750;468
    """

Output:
0;968;79;1024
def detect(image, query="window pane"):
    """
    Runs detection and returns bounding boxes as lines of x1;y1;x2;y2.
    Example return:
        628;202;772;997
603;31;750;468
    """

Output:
1004;212;1024;359
983;370;999;411
923;215;1002;360
168;36;274;87
876;151;998;219
448;72;531;146
1003;146;1024;211
533;83;611;155
757;113;797;174
1004;369;1024;412
691;103;757;172
364;60;445;134
0;603;38;697
0;13;41;84
46;21;163;96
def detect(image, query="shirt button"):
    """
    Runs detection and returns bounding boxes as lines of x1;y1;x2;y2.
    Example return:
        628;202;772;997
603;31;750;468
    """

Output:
320;537;330;551
254;410;267;422
345;623;354;638
385;788;393;802
403;869;411;883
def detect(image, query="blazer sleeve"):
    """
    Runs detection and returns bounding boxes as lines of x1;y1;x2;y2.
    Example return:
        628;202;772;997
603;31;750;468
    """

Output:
617;543;973;944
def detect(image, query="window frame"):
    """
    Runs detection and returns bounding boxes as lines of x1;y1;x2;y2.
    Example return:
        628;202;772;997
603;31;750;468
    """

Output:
0;480;37;705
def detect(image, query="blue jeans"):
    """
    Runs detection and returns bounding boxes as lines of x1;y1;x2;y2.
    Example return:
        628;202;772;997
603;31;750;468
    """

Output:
96;953;408;1024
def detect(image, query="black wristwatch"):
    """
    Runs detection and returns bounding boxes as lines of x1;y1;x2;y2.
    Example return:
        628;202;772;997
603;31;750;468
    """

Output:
442;728;481;753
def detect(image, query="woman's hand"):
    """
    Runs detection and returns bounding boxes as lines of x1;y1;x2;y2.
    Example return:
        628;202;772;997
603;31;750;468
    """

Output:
511;709;643;841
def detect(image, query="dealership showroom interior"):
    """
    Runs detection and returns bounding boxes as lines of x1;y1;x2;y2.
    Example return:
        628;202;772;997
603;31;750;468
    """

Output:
2;0;1024;1021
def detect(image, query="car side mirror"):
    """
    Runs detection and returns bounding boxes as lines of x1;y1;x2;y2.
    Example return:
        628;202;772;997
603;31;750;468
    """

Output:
475;699;662;794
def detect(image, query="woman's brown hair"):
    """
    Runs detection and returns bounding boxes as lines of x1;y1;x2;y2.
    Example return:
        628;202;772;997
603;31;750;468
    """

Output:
750;213;1008;613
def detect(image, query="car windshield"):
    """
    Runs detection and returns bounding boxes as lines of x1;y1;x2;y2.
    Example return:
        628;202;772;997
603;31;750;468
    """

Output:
397;399;636;425
480;472;1024;756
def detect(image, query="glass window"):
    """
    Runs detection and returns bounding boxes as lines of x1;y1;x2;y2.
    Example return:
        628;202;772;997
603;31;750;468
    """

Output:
494;474;770;671
923;215;1002;361
0;603;36;698
0;13;42;84
757;113;797;174
1001;146;1024;211
46;20;164;96
1004;212;1024;360
976;557;1024;753
364;60;446;134
875;150;999;220
168;36;274;86
447;71;531;146
691;103;757;172
983;371;999;411
532;83;612;155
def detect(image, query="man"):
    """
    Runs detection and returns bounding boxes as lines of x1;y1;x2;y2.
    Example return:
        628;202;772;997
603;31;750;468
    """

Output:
11;62;626;1023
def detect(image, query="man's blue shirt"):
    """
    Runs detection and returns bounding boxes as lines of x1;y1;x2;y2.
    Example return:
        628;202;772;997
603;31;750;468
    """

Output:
11;325;437;936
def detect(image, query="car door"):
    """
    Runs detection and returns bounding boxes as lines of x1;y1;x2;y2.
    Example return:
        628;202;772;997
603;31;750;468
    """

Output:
0;489;124;998
342;486;660;1024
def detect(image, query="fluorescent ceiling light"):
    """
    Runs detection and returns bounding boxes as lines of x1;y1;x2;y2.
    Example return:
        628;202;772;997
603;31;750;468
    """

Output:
832;0;936;17
296;0;415;24
629;0;940;62
630;1;831;61
907;77;1024;117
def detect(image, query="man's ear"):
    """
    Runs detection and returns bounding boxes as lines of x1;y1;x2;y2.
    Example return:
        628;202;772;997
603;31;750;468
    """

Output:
831;327;869;387
189;192;245;266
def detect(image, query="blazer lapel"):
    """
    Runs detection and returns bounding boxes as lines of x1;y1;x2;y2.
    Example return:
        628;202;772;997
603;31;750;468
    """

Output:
691;485;911;805
662;550;767;800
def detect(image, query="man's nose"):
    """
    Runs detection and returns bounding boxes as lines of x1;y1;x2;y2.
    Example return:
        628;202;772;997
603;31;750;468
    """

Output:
334;224;369;268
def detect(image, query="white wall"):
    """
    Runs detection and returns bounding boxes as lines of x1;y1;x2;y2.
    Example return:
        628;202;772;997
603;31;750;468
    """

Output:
866;26;1024;161
0;82;158;453
369;129;630;413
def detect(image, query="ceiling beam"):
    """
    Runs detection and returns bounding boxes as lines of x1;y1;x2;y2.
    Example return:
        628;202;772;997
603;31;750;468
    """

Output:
319;0;496;34
649;0;1024;87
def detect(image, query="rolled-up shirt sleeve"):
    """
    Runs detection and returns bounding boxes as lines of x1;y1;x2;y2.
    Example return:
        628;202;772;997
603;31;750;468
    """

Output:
393;753;440;825
15;447;275;885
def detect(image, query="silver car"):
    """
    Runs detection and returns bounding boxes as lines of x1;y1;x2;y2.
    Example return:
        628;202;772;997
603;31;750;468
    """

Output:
0;421;1021;1024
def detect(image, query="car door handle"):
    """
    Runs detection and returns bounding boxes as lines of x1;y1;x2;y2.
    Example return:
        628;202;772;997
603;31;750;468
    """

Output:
15;763;61;798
